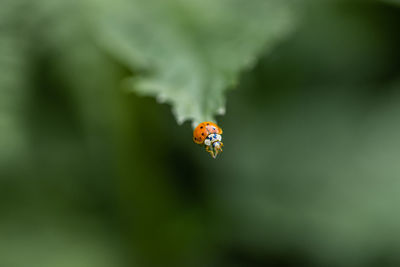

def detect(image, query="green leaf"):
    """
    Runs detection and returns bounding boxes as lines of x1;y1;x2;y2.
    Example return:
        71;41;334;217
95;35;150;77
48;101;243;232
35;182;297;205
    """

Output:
0;1;33;170
92;0;296;125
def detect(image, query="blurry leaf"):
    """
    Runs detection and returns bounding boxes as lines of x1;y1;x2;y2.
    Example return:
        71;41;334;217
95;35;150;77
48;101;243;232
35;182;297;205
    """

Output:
92;0;296;125
385;0;400;6
213;84;400;266
0;217;125;267
0;1;33;172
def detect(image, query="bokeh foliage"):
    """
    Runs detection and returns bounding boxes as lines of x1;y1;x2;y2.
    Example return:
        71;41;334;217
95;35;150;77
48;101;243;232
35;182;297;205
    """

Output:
2;0;400;267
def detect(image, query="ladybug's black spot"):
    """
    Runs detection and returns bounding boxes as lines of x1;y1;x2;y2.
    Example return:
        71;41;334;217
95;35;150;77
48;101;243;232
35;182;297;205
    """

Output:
207;123;209;125
201;133;204;136
200;126;203;129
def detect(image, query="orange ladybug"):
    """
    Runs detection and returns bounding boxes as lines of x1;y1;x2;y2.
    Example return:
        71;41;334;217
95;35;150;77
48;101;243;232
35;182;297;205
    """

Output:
193;121;223;158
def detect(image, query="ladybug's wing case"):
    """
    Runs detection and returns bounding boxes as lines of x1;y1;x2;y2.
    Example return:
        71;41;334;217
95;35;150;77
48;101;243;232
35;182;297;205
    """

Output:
193;135;205;144
193;123;208;144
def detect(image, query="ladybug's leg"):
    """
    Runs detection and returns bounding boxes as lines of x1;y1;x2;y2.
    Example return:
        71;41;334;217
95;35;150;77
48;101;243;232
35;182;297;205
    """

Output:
205;145;215;158
210;150;216;158
212;142;223;157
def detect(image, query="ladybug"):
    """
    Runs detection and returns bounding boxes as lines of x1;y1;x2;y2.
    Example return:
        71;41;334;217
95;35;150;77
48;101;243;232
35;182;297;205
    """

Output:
193;121;223;158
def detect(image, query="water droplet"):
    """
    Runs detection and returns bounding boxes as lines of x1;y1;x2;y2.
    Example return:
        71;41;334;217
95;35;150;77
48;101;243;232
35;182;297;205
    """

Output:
217;107;226;115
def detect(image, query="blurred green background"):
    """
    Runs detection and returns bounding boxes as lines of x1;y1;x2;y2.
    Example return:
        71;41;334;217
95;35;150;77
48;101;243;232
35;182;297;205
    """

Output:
2;0;400;266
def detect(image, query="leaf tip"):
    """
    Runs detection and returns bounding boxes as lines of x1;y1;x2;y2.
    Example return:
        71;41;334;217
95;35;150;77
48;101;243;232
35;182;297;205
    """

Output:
156;94;167;103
